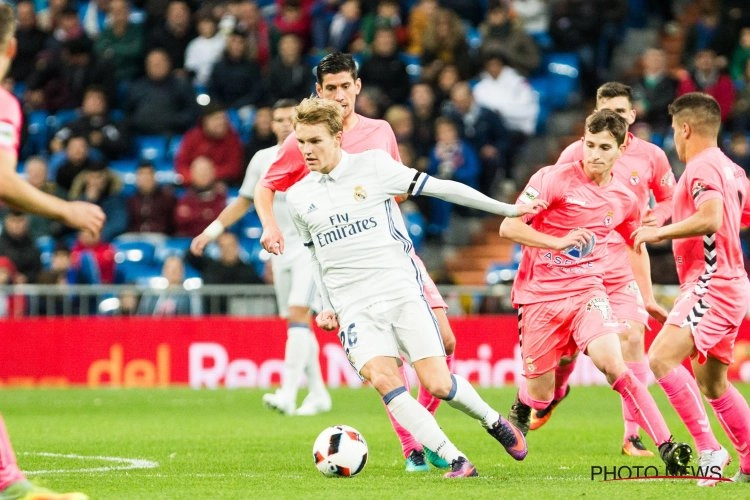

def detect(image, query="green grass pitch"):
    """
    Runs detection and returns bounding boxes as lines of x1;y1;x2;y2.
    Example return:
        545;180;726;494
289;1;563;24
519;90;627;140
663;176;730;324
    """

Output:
3;384;749;499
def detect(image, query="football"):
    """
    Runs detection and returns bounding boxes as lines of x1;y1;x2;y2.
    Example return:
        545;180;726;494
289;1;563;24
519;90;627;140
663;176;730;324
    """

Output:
312;425;368;477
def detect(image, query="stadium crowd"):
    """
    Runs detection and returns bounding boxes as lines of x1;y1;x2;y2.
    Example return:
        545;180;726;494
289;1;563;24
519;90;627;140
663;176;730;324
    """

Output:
1;0;750;313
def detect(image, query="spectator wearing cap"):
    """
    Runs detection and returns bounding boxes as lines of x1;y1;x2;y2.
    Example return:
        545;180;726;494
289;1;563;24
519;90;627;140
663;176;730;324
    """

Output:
68;161;128;242
174;101;245;186
0;211;42;284
25;34;117;112
208;26;265;109
126;161;178;235
50;85;130;160
124;48;199;136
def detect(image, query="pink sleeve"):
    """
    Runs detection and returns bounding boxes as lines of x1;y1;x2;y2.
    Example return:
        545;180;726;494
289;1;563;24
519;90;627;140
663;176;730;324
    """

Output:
688;161;724;207
614;196;641;246
555;140;582;165
383;124;401;162
741;177;750;227
0;92;22;157
259;133;308;192
648;148;675;225
518;167;554;224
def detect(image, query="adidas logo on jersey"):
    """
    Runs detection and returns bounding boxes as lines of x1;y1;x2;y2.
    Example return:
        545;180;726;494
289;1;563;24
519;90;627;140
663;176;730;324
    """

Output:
307;203;318;213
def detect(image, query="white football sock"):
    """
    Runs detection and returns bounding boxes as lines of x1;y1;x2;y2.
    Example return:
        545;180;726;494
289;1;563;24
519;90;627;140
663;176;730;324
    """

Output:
444;374;499;428
280;326;310;405
304;329;328;398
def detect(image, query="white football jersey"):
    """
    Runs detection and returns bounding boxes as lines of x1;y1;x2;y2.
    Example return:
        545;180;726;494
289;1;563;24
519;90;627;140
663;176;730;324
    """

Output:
240;144;306;267
286;150;430;315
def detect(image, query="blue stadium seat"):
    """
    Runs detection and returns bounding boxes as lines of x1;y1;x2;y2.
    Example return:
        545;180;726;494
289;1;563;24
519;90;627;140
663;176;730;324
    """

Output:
114;260;162;284
113;239;158;265
134;135;168;163
35;235;56;268
541;52;581;110
22;110;50;158
239;236;267;278
49;108;79;132
167;134;183;162
398;52;422;84
155;237;193;263
109;159;138;185
485;243;522;285
402;209;425;252
227;108;255;143
240;207;262;239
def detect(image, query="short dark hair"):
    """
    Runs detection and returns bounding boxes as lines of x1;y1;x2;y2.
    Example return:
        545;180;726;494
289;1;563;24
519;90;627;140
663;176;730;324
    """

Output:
316;52;358;84
596;82;633;103
585;109;628;146
273;98;298;110
668;92;721;136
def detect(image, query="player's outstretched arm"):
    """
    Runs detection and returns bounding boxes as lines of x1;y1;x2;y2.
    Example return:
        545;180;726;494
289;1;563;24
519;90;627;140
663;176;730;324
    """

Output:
190;196;252;255
255;184;284;254
632;198;723;247
418;176;548;217
0;151;105;235
499;216;594;251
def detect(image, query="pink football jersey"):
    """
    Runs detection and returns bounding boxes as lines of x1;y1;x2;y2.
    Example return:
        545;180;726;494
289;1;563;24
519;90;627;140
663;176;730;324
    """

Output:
512;161;641;305
0;87;22;158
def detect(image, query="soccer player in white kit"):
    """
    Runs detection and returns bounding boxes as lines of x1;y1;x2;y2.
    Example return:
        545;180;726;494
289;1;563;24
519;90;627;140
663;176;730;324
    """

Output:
191;99;331;416
286;97;547;477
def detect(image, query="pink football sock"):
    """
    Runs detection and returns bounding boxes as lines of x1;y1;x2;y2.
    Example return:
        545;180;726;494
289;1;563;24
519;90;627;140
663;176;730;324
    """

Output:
519;381;553;411
657;365;721;452
621;361;649;439
554;359;576;400
612;370;671;446
708;384;750;472
0;416;25;490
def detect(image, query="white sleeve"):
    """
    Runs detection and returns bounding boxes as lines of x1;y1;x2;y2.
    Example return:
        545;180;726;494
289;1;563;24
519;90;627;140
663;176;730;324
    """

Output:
238;154;264;200
413;173;520;217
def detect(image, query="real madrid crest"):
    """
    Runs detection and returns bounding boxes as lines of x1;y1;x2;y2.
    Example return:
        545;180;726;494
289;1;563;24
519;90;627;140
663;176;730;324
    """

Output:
353;185;367;201
629;171;640;185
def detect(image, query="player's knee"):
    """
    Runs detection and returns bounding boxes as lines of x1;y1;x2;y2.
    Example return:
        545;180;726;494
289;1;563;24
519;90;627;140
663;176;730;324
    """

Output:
441;333;456;355
696;376;727;400
647;350;670;379
424;375;453;400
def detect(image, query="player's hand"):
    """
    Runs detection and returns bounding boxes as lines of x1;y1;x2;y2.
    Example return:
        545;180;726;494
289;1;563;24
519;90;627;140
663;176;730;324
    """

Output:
515;199;548;217
631;226;663;249
316;310;339;331
645;299;668;324
62;201;105;237
555;227;594;251
190;233;211;256
260;224;285;255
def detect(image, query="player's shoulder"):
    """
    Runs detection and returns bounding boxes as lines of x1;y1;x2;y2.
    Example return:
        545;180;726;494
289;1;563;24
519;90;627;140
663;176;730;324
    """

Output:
0;87;21;123
356;114;394;135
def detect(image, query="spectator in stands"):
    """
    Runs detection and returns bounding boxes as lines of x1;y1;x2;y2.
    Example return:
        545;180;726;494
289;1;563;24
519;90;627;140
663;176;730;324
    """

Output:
68;161;128;242
93;0;145;84
0;211;42;284
727;132;750;174
0;256;24;318
147;0;196;74
25;36;116;112
631;48;679;138
359;0;406;48
730;26;750;82
232;0;271;68
264;33;313;105
137;254;202;316
52;134;100;193
272;0;312;48
405;0;438;56
70;230;116;284
677;48;735;124
681;2;723;67
126;161;178;235
50;85;130;160
314;0;362;53
409;82;439;163
419;7;474;82
23;156;65;239
358;26;411;106
442;81;508;196
36;0;72;33
472;48;539;178
184;10;226;88
42;5;87;54
425;117;480;238
354;86;386;118
174;156;228;237
479;1;540;77
512;0;551;36
124;48;199;136
243;106;276;165
730;59;750;132
433;62;461;110
185;231;263;313
208;27;265;109
10;1;48;85
175;102;245;186
37;244;75;286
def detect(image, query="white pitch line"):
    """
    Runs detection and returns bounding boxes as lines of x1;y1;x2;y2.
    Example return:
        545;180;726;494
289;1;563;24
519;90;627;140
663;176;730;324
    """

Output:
20;452;159;475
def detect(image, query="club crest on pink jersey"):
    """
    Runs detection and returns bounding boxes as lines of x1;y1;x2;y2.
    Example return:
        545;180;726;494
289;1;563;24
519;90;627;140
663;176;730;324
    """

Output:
629;171;640;185
604;211;613;226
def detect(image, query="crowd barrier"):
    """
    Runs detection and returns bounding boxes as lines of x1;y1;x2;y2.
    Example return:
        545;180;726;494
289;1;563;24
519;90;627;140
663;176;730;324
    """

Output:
2;315;749;388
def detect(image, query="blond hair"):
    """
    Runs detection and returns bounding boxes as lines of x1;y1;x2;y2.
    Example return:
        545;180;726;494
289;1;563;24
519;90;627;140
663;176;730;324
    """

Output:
293;98;344;137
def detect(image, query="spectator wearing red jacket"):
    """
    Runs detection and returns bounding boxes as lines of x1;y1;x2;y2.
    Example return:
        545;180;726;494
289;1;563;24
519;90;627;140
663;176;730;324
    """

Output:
70;230;116;284
174;156;227;237
174;101;245;186
677;49;736;124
